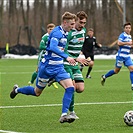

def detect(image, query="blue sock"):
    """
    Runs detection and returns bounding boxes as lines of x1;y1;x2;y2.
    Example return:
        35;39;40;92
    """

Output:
130;71;133;85
105;70;115;78
62;87;75;114
17;86;36;96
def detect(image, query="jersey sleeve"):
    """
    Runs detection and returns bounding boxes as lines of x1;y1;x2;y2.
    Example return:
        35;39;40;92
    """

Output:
118;33;124;42
39;35;47;50
64;31;73;57
48;31;68;59
94;37;100;48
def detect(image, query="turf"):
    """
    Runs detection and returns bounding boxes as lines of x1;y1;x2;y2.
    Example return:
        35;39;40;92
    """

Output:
0;59;133;133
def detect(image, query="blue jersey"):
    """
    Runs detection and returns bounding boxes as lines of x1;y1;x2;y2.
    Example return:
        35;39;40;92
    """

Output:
117;32;132;57
42;26;68;67
36;26;71;89
115;32;133;68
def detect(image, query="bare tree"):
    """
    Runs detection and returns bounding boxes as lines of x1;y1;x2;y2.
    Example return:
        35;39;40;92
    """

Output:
0;0;132;48
0;0;4;44
48;0;54;23
57;0;62;24
126;0;133;37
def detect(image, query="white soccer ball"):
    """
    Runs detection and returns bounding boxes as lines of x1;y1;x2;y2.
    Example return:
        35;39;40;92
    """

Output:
124;110;133;126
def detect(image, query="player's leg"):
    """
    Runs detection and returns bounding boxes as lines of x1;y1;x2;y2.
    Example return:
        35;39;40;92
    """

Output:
10;85;43;99
59;78;75;123
129;69;133;90
86;56;94;78
28;71;38;85
47;78;58;89
101;56;122;86
86;62;94;78
56;69;75;123
10;65;49;99
125;57;133;90
101;67;120;86
69;68;84;119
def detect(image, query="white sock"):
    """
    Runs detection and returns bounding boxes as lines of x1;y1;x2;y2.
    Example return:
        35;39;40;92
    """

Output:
61;113;67;116
15;87;19;93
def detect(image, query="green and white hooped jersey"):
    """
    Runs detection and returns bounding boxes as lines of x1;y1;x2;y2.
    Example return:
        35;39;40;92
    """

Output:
64;28;86;65
38;33;49;63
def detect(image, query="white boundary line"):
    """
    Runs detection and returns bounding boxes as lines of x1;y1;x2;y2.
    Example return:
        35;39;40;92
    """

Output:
0;130;22;133
0;101;132;133
0;69;129;75
0;101;133;109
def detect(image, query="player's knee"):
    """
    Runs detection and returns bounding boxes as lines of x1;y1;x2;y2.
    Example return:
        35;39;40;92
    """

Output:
128;66;133;72
114;70;119;74
34;87;43;96
76;88;84;93
114;69;120;74
35;93;41;97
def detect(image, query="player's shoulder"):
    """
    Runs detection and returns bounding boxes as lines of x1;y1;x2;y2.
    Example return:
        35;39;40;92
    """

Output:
93;36;96;39
83;27;86;31
42;33;49;39
119;32;127;38
50;26;63;39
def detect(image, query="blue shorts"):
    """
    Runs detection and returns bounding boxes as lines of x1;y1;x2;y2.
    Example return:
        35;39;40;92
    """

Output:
36;62;70;89
115;56;133;68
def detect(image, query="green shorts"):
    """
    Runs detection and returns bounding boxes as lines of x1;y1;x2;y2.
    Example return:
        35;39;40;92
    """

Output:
64;64;84;81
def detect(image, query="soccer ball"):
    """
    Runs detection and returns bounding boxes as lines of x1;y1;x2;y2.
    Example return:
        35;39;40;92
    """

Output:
124;110;133;126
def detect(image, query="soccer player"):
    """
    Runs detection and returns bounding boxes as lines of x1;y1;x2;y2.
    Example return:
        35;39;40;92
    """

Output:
101;22;133;90
64;11;89;119
80;28;102;78
28;23;58;89
10;12;77;123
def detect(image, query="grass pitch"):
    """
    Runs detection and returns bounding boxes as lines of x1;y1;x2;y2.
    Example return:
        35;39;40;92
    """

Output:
0;59;133;133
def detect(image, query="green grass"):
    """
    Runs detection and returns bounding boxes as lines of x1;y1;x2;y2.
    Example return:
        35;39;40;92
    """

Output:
0;59;133;133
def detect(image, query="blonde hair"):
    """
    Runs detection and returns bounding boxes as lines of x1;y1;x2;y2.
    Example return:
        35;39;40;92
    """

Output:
62;12;76;21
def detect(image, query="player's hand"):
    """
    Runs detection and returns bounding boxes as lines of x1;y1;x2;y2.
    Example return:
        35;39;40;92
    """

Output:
66;57;76;66
99;44;102;47
127;41;132;45
76;57;91;66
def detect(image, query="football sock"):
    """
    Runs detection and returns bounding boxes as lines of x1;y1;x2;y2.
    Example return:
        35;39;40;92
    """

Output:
31;71;38;84
105;70;115;78
62;87;74;114
17;86;36;96
130;71;133;85
69;94;74;112
86;67;92;77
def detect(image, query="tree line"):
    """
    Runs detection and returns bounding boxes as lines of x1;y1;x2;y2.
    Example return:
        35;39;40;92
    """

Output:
0;0;133;48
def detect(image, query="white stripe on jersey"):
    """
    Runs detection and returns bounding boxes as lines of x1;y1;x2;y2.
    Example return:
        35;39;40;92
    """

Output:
51;53;61;58
68;44;83;47
71;30;85;36
121;48;130;53
49;60;63;65
67;50;81;54
119;53;130;57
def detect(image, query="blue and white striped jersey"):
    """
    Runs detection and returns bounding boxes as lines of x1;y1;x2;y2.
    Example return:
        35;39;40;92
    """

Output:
117;32;132;57
42;26;69;66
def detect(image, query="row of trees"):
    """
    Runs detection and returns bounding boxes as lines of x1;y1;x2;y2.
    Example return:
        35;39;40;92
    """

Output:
0;0;133;48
